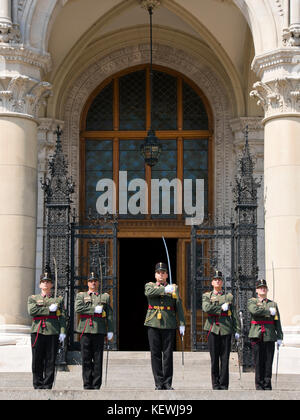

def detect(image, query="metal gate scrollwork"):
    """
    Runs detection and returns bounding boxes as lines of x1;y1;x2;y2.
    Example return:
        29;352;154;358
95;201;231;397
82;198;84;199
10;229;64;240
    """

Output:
190;127;261;371
41;127;118;358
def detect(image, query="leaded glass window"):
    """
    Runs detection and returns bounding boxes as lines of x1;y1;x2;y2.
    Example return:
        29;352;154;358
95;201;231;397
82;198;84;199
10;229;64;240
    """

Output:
151;139;177;218
184;139;209;218
85;140;113;215
82;65;212;221
86;82;113;131
119;71;146;130
183;81;208;130
119;140;146;218
152;71;177;130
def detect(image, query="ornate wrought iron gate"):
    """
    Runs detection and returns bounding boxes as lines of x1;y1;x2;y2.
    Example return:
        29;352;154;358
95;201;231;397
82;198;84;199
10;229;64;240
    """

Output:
42;128;118;354
190;128;260;371
69;214;118;350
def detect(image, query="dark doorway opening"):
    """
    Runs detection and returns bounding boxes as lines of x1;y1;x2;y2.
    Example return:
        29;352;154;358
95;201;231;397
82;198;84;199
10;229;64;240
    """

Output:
118;238;177;351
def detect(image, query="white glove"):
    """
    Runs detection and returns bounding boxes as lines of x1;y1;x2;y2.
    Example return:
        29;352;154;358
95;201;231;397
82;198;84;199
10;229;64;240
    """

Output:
179;326;185;336
94;305;103;314
59;333;66;343
221;302;229;311
107;332;113;341
269;307;276;316
235;333;240;340
164;285;173;294
49;303;58;312
277;339;282;347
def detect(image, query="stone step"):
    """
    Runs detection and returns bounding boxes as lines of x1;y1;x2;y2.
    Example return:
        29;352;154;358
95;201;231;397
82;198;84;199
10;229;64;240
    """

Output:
1;351;300;399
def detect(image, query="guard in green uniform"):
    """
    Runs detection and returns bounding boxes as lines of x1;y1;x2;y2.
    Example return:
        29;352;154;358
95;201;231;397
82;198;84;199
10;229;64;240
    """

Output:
27;271;66;389
144;262;185;390
202;270;240;390
75;272;114;389
248;278;283;390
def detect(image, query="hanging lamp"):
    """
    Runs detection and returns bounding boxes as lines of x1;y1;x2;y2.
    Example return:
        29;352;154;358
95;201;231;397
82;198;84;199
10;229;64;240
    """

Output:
140;0;162;167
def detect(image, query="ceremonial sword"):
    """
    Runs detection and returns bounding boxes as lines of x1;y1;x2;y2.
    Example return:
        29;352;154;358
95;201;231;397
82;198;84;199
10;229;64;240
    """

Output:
273;261;280;388
162;236;184;373
53;257;58;388
162;236;172;285
53;257;58;300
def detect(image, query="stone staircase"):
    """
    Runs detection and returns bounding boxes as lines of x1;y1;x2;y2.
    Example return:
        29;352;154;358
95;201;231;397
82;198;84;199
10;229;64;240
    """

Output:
1;351;300;400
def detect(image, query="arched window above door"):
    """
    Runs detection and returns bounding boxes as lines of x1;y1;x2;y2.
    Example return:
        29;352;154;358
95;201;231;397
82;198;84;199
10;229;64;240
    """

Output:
81;65;213;221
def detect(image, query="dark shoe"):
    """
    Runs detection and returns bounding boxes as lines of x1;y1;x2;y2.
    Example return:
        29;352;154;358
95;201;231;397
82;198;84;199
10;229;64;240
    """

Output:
256;386;265;390
219;386;228;390
213;386;221;390
155;385;164;390
164;384;174;390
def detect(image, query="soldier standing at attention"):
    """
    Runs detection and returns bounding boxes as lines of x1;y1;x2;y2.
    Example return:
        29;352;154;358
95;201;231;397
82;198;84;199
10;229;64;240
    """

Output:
144;262;185;390
75;272;114;390
248;279;283;390
202;270;240;390
27;271;66;389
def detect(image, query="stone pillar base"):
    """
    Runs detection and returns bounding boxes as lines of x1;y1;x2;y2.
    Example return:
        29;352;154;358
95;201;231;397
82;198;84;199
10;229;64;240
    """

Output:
272;346;300;375
272;325;300;374
0;324;31;346
0;324;31;372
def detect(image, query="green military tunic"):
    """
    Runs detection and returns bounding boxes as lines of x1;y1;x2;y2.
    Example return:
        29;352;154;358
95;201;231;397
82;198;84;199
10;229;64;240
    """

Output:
75;291;113;334
144;282;185;329
202;291;240;336
248;297;283;341
27;294;66;335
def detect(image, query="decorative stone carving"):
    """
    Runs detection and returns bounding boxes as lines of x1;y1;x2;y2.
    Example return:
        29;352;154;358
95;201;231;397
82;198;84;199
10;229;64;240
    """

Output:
0;43;52;76
283;26;300;47
0;75;52;117
139;0;161;10
251;49;300;119
250;77;300;118
0;22;21;44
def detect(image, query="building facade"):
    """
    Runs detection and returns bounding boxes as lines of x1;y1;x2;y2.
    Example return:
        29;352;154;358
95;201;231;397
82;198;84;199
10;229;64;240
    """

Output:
0;0;299;364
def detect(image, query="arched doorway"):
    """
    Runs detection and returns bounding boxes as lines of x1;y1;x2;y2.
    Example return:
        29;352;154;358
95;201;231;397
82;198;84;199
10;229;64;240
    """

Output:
80;64;213;350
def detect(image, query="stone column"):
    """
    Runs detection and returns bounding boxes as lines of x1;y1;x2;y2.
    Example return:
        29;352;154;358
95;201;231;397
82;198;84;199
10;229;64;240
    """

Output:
283;0;300;46
0;6;51;345
0;0;20;43
0;77;51;344
0;0;11;24
251;49;300;353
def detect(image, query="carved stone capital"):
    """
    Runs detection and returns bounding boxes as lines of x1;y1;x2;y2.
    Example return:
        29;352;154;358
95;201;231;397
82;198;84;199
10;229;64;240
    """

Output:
0;22;21;44
250;77;300;120
251;49;300;120
0;75;52;118
283;25;300;47
0;44;52;78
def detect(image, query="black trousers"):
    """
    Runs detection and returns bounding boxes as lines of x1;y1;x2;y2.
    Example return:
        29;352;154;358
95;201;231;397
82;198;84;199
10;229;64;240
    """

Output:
31;333;59;389
208;332;231;389
147;327;175;388
251;338;275;390
80;333;105;389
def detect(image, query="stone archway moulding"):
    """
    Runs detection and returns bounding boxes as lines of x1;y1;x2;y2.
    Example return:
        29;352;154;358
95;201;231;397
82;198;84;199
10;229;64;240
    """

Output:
61;42;235;228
